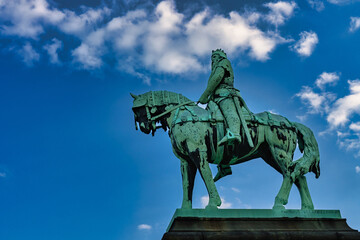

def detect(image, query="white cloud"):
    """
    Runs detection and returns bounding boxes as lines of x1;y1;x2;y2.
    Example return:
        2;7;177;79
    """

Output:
0;0;65;38
296;86;335;113
219;198;233;209
200;195;209;207
185;10;284;62
0;172;6;178
69;0;290;74
292;31;318;57
72;43;103;69
356;166;360;173
137;224;152;230
43;38;62;64
0;0;297;79
349;17;360;32
350;122;360;131
18;42;40;66
308;0;325;11
231;187;240;193
0;0;110;39
264;1;297;27
200;195;233;209
315;72;340;90
106;10;148;50
327;80;360;127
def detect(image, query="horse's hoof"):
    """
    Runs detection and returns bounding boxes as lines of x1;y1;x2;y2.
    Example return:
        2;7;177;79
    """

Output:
181;205;192;209
181;200;192;209
205;204;218;210
301;205;314;210
272;204;285;210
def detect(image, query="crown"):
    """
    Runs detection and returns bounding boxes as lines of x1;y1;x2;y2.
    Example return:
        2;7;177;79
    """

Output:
212;49;227;58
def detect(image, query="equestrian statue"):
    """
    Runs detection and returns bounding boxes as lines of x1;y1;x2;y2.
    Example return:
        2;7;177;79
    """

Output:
131;49;320;210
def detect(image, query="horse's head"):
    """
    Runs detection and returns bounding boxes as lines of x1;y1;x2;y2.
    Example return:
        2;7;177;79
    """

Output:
131;91;192;135
131;92;167;136
131;93;152;134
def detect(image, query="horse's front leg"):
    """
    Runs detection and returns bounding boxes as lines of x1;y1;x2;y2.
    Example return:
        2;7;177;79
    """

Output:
191;150;221;209
179;157;197;209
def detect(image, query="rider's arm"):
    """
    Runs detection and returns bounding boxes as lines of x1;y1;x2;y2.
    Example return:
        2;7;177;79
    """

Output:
199;67;225;104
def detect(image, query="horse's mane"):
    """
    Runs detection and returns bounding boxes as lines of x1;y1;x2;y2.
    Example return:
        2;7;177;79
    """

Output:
138;90;192;107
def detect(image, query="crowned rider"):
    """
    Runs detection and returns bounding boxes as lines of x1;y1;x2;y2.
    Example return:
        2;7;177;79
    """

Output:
198;49;254;181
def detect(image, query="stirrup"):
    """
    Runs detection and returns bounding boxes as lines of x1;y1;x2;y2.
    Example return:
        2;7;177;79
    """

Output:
218;129;241;146
214;165;232;182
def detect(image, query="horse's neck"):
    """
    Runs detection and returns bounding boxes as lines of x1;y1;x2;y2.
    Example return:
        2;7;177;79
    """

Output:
163;104;179;129
163;104;208;130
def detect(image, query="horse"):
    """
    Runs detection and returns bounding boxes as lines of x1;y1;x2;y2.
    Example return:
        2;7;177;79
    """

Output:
131;90;320;210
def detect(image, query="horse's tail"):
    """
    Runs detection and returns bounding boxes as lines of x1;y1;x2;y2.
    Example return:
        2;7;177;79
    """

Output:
291;122;320;179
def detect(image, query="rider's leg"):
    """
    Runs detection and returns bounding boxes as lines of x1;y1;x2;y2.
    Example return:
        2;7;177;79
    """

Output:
218;98;242;146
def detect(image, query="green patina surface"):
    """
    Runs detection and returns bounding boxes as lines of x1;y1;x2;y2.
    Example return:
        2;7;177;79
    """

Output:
166;209;342;232
132;49;322;212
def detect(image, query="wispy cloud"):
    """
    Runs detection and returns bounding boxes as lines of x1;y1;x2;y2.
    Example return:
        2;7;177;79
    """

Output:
296;86;335;114
137;224;152;230
349;17;360;32
292;31;319;57
328;0;360;5
43;38;62;64
231;187;241;193
0;172;6;178
18;42;40;66
308;0;325;11
356;166;360;173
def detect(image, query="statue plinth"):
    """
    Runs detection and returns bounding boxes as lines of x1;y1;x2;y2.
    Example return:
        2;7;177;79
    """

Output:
162;209;360;240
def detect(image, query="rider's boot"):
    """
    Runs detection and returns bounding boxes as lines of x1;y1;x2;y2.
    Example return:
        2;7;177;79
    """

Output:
214;165;232;182
218;129;242;146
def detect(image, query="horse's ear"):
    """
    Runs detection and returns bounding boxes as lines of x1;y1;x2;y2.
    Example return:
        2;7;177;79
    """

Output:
130;93;138;99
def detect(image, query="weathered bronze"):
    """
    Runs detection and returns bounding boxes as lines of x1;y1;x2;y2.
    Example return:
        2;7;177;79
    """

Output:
131;50;320;211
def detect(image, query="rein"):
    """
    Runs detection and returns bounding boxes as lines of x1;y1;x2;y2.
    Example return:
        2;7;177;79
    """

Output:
150;100;194;121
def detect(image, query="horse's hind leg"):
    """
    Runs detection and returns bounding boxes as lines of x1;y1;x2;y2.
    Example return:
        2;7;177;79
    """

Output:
273;176;292;210
265;147;293;210
295;176;314;210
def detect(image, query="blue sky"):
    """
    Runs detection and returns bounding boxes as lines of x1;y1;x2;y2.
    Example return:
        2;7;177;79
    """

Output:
0;0;360;239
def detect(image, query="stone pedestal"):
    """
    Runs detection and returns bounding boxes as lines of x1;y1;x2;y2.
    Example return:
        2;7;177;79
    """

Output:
162;209;360;240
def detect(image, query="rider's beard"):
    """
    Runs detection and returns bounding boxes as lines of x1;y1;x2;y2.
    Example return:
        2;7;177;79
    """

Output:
211;59;220;71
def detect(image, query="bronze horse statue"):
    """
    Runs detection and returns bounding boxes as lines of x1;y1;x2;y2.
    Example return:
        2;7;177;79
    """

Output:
131;90;320;210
